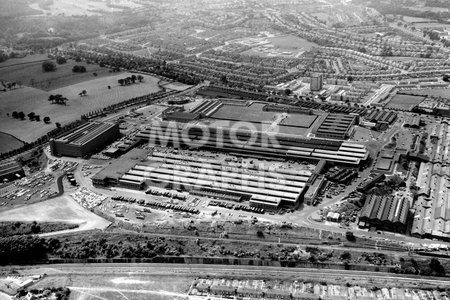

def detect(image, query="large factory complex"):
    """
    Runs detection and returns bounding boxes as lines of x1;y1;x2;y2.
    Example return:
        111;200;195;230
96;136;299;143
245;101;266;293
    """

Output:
86;99;371;210
93;149;317;209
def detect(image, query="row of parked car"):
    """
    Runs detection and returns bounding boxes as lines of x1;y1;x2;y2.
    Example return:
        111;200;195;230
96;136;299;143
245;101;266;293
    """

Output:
208;200;265;214
142;200;200;214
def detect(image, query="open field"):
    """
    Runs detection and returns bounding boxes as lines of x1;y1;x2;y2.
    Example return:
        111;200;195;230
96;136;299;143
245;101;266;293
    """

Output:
0;132;24;153
385;94;426;110
29;0;142;16
269;35;318;51
0;54;48;68
403;88;450;99
0;58;120;91
0;73;160;142
241;34;318;57
0;195;110;233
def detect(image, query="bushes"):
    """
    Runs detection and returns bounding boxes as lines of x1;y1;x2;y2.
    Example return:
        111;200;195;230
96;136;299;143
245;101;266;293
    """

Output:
56;56;67;64
72;65;87;73
0;235;47;264
0;221;78;237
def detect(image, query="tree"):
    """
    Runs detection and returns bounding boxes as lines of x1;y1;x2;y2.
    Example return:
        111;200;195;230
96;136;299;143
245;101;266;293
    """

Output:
55;122;61;129
443;74;450;82
346;231;355;242
118;79;124;86
56;56;67;64
12;111;18;119
284;88;292;96
340;252;351;260
27;112;36;121
42;61;56;72
429;258;446;276
18;112;25;120
43;116;50;124
220;75;228;85
137;75;144;82
75;56;82;62
48;94;56;103
34;115;40;122
347;76;354;83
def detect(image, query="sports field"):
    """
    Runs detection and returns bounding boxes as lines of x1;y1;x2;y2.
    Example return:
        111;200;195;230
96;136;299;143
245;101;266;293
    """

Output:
0;195;110;234
0;73;160;142
385;94;426;110
0;57;119;91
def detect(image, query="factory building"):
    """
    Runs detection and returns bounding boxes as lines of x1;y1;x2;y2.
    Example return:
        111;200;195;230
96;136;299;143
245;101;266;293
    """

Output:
0;160;25;182
135;121;369;166
114;151;313;210
50;121;120;157
358;194;410;233
314;113;357;140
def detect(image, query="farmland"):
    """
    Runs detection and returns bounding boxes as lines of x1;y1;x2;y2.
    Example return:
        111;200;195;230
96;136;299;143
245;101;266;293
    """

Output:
0;73;160;142
0;56;121;91
0;132;24;153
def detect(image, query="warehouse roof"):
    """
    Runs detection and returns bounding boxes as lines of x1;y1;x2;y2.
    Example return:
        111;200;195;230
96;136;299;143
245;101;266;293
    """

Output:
55;121;118;146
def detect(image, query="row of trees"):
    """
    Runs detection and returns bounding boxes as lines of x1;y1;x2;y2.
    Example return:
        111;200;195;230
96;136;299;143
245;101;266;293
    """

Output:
10;111;51;123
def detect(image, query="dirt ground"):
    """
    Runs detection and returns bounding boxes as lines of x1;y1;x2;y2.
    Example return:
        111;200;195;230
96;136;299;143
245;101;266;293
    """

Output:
0;195;110;234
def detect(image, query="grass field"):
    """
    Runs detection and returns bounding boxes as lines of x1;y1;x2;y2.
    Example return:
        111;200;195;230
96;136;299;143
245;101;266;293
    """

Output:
269;35;318;51
0;54;48;68
0;132;24;153
0;73;160;142
403;88;450;99
29;0;141;16
385;94;426;110
0;195;110;233
0;56;120;91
